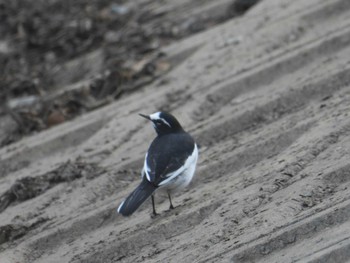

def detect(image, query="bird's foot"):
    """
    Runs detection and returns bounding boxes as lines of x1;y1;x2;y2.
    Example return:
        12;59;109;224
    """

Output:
151;212;159;218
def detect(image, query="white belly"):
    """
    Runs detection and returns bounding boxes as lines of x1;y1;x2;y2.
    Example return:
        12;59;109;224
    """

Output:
160;144;198;193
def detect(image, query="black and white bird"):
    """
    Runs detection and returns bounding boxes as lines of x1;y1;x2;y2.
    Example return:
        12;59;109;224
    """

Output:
117;112;198;216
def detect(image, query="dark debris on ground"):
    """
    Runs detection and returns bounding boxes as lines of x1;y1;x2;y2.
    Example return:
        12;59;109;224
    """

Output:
0;0;260;147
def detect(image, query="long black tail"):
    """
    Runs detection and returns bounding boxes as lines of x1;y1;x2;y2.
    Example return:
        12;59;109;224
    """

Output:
117;179;157;216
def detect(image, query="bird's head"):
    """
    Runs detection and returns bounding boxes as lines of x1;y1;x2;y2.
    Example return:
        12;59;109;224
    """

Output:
139;112;184;135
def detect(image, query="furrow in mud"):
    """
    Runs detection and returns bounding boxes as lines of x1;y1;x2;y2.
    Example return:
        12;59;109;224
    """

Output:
2;0;350;263
197;65;350;146
259;122;350;195
301;0;350;23
0;116;108;177
25;206;117;262
76;201;222;263
230;198;350;263
201;157;350;263
199;116;350;262
194;23;350;121
199;122;313;183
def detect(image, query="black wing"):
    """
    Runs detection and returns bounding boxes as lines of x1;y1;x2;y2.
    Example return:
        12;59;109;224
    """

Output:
144;132;195;186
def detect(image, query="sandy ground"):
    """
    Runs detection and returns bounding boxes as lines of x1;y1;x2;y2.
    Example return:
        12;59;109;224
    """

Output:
1;0;350;262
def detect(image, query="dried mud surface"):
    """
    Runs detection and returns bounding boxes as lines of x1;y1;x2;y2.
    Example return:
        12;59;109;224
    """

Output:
2;0;350;262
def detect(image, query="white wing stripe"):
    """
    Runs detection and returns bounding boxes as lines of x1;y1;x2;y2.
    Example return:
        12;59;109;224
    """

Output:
158;166;185;186
143;152;151;182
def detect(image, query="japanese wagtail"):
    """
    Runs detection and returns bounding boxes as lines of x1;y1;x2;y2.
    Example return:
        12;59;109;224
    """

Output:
117;112;198;216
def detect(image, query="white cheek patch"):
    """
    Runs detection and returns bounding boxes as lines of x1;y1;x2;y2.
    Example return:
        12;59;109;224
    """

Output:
150;112;161;120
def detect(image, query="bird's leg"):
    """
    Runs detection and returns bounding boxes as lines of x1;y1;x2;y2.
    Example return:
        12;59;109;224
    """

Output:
151;195;158;216
168;192;174;210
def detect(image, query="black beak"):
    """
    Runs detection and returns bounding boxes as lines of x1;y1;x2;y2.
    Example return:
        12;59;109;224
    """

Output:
139;113;151;120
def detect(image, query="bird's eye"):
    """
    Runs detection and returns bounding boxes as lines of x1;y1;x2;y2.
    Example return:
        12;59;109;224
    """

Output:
154;118;171;128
